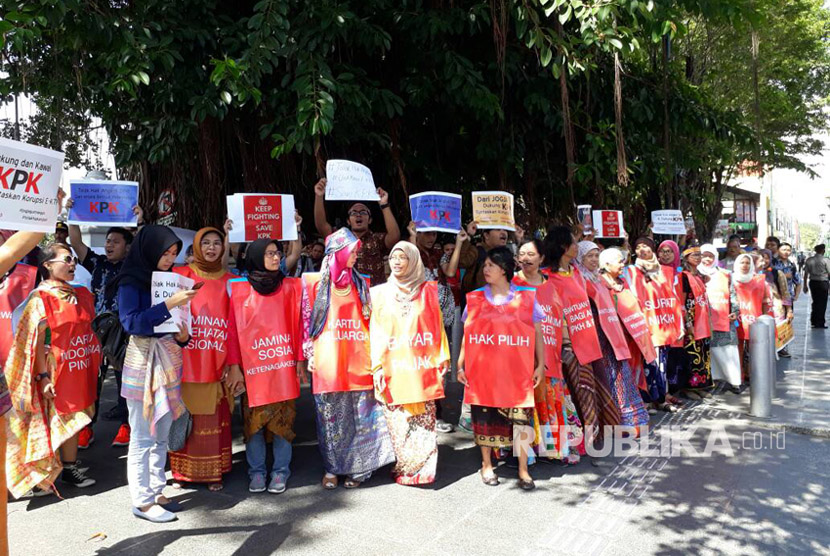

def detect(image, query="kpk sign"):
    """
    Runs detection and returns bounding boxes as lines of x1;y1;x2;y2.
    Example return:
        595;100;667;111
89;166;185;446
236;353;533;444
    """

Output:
0;137;65;232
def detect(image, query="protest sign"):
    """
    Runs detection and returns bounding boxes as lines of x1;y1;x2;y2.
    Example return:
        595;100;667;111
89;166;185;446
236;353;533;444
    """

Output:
0;138;65;232
577;204;592;232
592;210;625;238
68;180;139;226
409;191;462;233
325;160;380;201
651;210;687;235
226;193;298;243
471;191;515;231
151;271;195;334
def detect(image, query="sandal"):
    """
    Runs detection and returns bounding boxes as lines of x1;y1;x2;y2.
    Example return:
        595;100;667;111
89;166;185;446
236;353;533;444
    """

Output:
343;478;361;489
208;482;224;492
479;470;499;486
322;474;338;490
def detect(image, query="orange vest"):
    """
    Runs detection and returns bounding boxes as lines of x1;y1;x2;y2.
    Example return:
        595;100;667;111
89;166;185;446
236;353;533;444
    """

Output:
586;279;632;361
706;270;732;332
370;281;446;405
626;265;682;347
230;278;303;407
734;275;766;339
677;271;712;340
548;268;602;365
513;276;563;379
304;273;372;394
612;284;657;364
174;266;233;383
463;287;535;408
0;264;36;368
41;287;102;415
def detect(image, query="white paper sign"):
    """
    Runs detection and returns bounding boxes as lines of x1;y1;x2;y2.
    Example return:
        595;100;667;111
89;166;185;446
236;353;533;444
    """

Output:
651;210;687;235
325;160;379;201
226;193;298;243
0;138;65;232
151;271;194;334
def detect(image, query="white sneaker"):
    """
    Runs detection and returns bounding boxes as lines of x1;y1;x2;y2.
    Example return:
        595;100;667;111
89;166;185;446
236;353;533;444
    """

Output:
132;505;177;523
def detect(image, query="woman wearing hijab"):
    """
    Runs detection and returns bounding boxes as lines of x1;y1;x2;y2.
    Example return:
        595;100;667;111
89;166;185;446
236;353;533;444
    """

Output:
657;240;681;278
733;253;771;382
458;246;544;489
699;244;742;391
304;228;394;490
169;227;239;491
625;237;683;412
671;243;713;400
5;243;102;498
514;239;584;464
113;225;196;523
545;227;620;449
226;239;305;495
759;249;793;355
370;241;449;485
576;242;650;433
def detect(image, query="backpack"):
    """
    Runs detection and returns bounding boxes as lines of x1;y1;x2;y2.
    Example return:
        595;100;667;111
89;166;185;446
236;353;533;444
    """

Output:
91;312;130;371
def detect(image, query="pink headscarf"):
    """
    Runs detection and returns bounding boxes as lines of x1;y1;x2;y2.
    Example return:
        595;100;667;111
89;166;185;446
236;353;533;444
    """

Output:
331;240;361;288
658;240;681;269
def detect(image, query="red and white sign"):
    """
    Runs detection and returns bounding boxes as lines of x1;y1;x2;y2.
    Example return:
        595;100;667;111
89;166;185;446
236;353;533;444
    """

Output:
226;193;297;243
0;138;65;232
592;210;625;238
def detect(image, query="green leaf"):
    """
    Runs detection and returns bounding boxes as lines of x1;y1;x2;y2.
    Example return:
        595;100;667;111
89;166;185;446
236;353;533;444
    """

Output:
220;91;232;104
138;71;150;86
541;46;552;67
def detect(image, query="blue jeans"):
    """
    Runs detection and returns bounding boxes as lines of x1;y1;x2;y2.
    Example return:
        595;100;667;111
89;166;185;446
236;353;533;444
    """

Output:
246;430;292;481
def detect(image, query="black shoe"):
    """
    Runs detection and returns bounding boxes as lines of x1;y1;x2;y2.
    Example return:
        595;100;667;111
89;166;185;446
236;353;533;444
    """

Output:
518;478;536;491
103;405;128;421
779;348;792;358
61;463;96;488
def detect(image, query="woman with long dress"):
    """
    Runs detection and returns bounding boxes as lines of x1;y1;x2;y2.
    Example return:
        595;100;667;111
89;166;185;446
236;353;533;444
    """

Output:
370;241;449;485
673;244;713;399
733;254;771;381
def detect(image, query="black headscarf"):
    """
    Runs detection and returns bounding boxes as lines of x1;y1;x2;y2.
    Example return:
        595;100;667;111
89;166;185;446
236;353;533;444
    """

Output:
106;225;182;297
245;239;285;295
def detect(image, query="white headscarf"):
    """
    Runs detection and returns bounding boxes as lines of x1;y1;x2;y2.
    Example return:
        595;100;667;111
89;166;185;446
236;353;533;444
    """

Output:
575;241;600;281
732;253;755;283
699;243;719;277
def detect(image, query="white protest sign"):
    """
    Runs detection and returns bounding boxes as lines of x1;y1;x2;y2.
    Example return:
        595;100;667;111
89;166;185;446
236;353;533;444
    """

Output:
651;210;687;235
226;193;298;243
151;271;194;334
324;160;380;201
0;138;65;232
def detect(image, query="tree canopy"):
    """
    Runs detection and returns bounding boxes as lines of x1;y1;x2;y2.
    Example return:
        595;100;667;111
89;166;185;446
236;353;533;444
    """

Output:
1;0;828;239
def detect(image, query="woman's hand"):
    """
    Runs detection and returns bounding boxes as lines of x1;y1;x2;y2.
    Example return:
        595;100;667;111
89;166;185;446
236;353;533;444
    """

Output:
41;378;56;400
224;364;245;396
224;218;233;235
532;365;544;388
296;361;309;385
728;312;738;321
165;288;198;310
439;364;449;377
174;322;190;344
372;371;387;395
456;369;468;386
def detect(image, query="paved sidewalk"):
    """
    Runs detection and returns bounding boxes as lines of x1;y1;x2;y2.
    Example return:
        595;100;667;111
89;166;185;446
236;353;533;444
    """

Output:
7;295;830;556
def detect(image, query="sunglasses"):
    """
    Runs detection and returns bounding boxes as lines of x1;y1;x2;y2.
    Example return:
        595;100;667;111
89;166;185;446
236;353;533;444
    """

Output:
348;210;371;217
46;255;78;265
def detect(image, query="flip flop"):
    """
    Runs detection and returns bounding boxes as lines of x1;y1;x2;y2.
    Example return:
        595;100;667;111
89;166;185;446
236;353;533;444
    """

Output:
343;478;361;489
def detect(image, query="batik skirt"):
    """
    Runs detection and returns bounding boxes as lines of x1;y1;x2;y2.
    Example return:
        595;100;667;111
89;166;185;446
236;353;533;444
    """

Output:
382;401;438;485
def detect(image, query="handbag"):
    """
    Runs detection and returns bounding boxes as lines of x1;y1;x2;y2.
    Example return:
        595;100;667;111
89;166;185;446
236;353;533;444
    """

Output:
168;408;193;452
91;312;130;371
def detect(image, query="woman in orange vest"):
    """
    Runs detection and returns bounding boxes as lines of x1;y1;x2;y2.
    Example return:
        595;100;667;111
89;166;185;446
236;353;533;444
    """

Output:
226;238;305;495
733;253;771;381
5;242;102;498
306;228;394;490
169;226;238;491
625;237;683;412
370;241;449;485
672;244;713;399
514;239;584;464
544;226;620;449
458;246;544;489
576;242;650;432
699;244;743;392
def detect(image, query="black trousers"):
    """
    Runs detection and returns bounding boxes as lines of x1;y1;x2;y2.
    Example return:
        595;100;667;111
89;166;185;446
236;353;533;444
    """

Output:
809;280;829;327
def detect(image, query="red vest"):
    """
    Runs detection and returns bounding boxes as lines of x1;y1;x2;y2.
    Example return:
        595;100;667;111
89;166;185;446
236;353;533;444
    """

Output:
513;276;563;379
0;264;37;368
548;268;602;365
230;278;303;407
586;279;632;360
706;270;732;333
612;284;657;364
677;271;712;340
41;287;102;415
370;281;446;405
734;275;766;338
626;265;682;347
304;273;372;394
174;266;233;383
463;287;535;408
